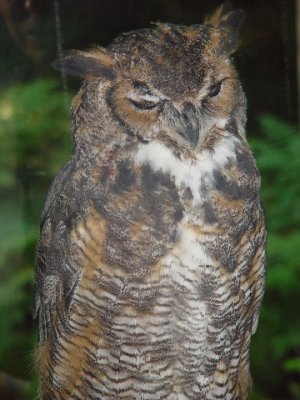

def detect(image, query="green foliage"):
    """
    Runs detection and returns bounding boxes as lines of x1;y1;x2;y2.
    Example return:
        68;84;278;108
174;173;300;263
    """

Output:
284;358;300;374
0;80;72;398
250;116;300;399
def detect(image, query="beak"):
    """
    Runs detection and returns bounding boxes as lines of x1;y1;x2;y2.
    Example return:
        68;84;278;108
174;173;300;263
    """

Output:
175;102;200;149
180;122;199;149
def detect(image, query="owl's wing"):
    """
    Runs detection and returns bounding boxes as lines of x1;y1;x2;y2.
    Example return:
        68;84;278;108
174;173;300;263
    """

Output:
244;201;267;337
40;159;74;225
33;159;78;341
199;196;266;393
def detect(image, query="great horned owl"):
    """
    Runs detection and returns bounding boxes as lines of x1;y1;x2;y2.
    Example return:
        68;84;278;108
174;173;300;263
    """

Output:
34;3;266;399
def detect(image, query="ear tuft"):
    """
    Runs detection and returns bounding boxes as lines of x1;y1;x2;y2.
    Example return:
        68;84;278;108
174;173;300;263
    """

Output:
52;47;117;80
204;2;245;55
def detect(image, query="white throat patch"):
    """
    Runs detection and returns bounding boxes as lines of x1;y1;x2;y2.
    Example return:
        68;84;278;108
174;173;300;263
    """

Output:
135;138;237;204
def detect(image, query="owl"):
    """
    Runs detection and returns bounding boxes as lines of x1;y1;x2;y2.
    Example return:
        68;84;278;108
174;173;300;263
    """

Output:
34;3;266;399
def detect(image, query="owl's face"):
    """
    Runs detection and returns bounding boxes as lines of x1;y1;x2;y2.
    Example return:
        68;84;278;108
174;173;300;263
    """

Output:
108;42;241;150
55;4;245;154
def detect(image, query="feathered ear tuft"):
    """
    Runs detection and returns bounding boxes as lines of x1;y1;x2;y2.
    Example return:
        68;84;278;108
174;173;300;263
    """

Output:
204;2;245;55
52;47;117;80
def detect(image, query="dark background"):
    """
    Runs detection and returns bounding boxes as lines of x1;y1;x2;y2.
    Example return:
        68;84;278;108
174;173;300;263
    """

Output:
0;1;299;399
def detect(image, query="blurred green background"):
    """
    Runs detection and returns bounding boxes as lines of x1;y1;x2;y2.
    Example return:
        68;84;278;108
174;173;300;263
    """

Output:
0;0;299;399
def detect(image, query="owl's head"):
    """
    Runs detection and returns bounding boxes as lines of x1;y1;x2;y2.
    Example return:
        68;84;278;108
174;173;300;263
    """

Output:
55;3;245;153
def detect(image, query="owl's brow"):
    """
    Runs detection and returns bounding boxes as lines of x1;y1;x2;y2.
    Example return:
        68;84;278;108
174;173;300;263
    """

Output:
207;76;238;89
223;77;239;81
214;77;238;83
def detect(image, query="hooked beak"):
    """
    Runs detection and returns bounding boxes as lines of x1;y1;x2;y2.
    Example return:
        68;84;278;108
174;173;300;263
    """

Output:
178;121;199;149
169;102;200;149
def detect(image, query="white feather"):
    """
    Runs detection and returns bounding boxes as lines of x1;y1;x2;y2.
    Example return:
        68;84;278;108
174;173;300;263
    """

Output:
135;138;237;204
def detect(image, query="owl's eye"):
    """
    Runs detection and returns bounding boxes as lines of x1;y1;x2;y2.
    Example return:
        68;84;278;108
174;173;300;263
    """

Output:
207;81;223;98
127;82;161;111
129;96;160;111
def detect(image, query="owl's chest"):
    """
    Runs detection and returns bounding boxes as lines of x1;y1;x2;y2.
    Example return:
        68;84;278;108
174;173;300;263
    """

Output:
67;136;248;280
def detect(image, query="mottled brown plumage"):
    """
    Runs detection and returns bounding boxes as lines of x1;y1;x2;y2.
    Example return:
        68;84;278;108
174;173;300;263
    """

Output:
34;3;266;399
